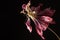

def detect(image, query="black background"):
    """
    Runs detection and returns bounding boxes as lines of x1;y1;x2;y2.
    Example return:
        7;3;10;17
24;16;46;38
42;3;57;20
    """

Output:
0;0;60;40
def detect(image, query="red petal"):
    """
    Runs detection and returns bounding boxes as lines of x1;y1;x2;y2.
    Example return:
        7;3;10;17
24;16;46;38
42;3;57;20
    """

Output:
25;18;32;32
32;18;45;39
22;4;26;9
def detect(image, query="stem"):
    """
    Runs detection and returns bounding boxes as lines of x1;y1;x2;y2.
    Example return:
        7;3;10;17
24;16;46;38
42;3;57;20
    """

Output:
48;27;60;40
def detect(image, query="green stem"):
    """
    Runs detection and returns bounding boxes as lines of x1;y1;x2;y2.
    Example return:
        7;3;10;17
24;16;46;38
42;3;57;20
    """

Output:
48;27;60;40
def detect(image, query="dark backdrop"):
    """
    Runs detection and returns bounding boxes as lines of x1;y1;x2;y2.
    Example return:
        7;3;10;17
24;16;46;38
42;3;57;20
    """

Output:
0;0;60;40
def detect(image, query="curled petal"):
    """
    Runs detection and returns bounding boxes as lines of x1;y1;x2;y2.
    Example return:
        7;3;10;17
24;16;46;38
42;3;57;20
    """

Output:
25;17;32;32
40;16;53;23
38;16;54;31
31;18;45;39
36;27;45;39
42;8;55;17
39;8;55;17
22;4;26;9
40;21;49;31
